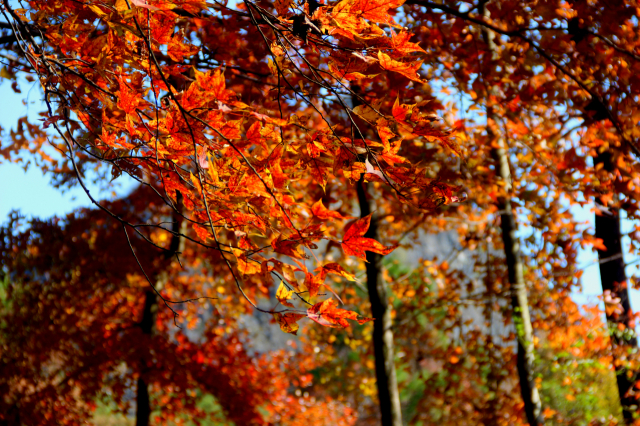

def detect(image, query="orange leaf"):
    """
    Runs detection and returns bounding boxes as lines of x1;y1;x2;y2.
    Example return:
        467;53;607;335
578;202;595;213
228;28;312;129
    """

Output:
116;76;142;115
342;237;397;259
591;237;607;251
317;262;356;281
413;122;463;158
307;298;372;328
378;51;423;81
343;214;372;240
377;121;405;166
331;0;365;38
231;248;261;275
304;272;325;298
311;199;348;220
391;97;410;122
193;224;210;243
271;234;307;259
388;31;425;55
417;181;461;210
341;214;397;259
357;0;405;23
245;121;264;148
167;38;198;61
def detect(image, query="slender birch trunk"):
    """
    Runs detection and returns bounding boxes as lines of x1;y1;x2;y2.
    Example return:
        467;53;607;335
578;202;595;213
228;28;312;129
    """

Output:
491;145;543;425
480;4;543;423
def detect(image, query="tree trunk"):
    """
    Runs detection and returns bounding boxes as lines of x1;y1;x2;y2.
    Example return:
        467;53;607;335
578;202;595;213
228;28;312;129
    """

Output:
492;151;543;425
356;179;403;426
136;289;155;426
136;197;186;426
479;5;543;423
135;374;152;426
595;151;638;423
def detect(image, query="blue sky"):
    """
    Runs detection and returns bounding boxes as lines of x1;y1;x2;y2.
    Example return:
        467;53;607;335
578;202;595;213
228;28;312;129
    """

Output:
0;79;638;316
0;78;135;219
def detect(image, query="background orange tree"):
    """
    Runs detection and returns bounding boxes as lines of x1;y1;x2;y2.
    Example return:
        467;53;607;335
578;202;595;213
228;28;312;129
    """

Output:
400;0;640;422
0;190;359;425
2;0;640;425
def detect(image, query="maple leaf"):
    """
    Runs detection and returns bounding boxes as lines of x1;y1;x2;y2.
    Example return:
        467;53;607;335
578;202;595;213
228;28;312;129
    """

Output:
167;39;199;62
331;0;364;39
388;31;425;55
193;224;210;243
603;290;624;316
307;298;373;328
341;214;397;260
232;248;261;275
276;281;295;307
328;60;377;81
304;272;325;298
317;262;356;281
353;103;382;122
116;76;143;115
40;115;64;129
271;234;308;259
377;51;423;81
391;97;413;123
274;312;305;334
413;122;464;158
416;181;464;210
376;122;405;166
311;199;348;220
357;0;404;23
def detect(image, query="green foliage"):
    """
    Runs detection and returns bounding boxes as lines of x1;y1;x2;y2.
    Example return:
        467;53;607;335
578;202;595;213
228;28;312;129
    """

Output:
537;342;623;424
92;400;134;426
92;393;230;426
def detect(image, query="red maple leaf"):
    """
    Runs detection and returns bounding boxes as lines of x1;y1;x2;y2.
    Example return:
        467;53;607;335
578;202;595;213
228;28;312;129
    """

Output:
341;214;397;260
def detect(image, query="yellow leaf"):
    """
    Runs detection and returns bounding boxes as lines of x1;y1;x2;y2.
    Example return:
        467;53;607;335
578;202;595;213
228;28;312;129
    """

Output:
274;312;304;334
190;172;202;194
88;4;107;17
115;0;129;12
231;248;261;275
353;104;381;122
267;58;278;76
276;281;295;307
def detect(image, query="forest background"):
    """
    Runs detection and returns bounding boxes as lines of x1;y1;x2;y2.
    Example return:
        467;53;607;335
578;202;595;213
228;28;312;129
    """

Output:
2;0;640;425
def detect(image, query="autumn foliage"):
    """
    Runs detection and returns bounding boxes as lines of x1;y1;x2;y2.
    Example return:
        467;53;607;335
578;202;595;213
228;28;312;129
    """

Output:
2;0;640;424
0;0;471;334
